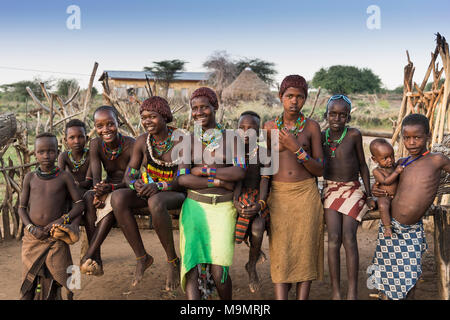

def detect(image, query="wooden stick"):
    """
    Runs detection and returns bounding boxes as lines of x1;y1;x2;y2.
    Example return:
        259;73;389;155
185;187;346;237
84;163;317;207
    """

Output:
53;111;84;127
0;162;39;172
308;87;321;118
82;62;99;122
49;94;55;133
26;87;50;113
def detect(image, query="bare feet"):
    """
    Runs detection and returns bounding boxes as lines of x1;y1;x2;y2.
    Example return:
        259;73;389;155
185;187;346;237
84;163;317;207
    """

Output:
80;258;92;274
50;224;80;245
87;260;104;276
165;257;180;291
80;258;104;276
245;262;261;293
132;253;154;287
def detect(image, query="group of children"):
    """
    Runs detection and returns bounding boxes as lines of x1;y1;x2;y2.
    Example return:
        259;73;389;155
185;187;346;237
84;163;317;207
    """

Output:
18;75;450;300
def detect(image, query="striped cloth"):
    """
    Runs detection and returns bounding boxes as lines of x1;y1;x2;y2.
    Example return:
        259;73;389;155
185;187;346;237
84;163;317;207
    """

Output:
235;188;269;244
367;218;428;300
322;180;368;222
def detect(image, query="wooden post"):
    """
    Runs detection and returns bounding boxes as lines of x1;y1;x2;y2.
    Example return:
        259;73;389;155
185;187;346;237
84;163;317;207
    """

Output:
82;62;99;123
433;205;450;300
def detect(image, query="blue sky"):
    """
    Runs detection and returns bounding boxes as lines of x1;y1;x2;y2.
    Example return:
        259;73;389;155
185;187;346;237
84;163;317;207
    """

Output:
0;0;449;90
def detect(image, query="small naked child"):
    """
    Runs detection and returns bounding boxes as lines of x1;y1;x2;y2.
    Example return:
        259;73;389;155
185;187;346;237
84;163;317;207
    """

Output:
369;138;403;237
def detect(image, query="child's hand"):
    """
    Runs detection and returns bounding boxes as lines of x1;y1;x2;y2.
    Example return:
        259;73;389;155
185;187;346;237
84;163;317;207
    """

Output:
94;181;110;196
93;194;107;209
372;182;388;198
366;197;376;210
279;127;300;153
395;165;404;174
240;202;261;219
138;183;159;198
134;179;145;194
31;226;49;240
383;226;393;238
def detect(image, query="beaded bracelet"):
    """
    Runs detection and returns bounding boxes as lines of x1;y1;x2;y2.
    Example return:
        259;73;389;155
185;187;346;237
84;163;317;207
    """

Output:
209;167;217;178
62;213;70;225
129;179;136;191
232;157;247;169
295;147;311;164
110;183;115;191
177;168;191;176
127;167;140;179
25;223;34;232
157;182;172;191
201;166;208;176
207;177;215;188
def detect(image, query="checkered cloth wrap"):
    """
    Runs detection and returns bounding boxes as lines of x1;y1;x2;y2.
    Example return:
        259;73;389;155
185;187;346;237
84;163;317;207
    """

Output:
367;218;428;300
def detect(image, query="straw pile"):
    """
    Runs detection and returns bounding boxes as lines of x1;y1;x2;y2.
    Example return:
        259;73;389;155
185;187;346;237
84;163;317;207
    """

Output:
222;68;273;104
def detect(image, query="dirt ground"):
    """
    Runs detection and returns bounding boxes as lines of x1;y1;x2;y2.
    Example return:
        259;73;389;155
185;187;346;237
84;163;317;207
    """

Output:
0;225;440;300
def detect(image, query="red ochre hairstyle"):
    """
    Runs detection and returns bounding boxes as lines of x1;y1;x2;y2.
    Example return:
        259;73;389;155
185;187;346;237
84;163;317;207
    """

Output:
140;96;173;123
190;87;219;109
279;75;308;100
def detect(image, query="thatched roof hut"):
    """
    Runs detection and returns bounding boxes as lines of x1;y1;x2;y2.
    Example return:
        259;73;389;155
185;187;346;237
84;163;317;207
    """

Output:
222;68;273;103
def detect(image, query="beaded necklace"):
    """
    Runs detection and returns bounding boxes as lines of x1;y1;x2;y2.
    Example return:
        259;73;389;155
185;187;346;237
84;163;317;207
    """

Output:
150;127;175;156
324;127;348;158
400;150;430;168
68;148;89;172
102;133;124;161
146;132;180;168
275;112;306;137
194;123;225;152
36;166;60;180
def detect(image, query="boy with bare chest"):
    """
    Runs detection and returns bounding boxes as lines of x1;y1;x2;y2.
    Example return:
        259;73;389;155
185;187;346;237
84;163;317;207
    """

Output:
58;119;92;194
55;119;92;244
19;133;84;300
369;114;450;300
234;111;270;294
321;95;375;300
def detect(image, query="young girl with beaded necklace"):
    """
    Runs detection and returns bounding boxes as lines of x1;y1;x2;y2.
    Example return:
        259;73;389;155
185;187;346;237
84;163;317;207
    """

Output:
263;75;325;300
320;94;376;300
110;96;186;290
80;105;135;277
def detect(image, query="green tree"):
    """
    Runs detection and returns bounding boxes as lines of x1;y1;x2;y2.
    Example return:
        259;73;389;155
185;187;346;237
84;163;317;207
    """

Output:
0;78;53;102
56;78;79;98
235;58;277;87
143;59;186;98
312;65;381;94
